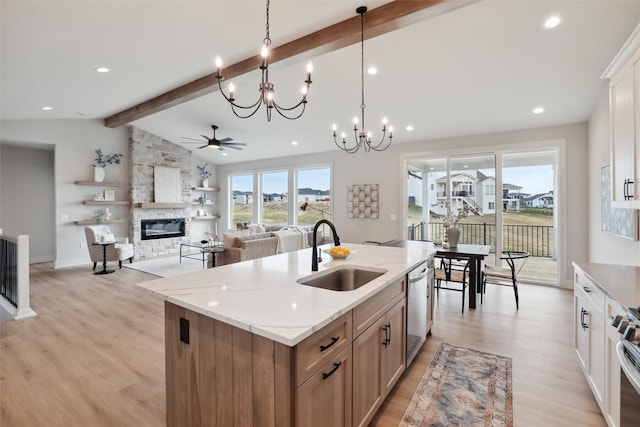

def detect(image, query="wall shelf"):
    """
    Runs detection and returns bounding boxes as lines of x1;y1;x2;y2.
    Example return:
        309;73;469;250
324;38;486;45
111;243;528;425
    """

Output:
74;219;124;225
75;181;123;187
192;215;220;220
134;202;192;209
83;200;130;205
192;187;220;192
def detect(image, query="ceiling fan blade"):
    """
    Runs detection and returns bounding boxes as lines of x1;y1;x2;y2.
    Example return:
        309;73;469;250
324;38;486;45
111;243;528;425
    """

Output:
181;137;205;142
197;144;209;149
221;142;247;146
218;137;233;143
224;145;244;150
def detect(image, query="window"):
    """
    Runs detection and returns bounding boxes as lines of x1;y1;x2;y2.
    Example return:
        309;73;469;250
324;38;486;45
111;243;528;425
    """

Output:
297;167;331;226
488;201;495;210
485;184;495;195
260;171;288;225
230;174;253;227
227;166;331;229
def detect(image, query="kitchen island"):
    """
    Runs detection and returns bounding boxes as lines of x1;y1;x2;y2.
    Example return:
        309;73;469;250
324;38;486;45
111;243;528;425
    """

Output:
136;242;435;427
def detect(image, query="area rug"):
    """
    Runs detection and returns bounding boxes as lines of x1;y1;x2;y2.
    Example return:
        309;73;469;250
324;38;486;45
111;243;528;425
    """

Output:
400;342;513;427
124;256;205;278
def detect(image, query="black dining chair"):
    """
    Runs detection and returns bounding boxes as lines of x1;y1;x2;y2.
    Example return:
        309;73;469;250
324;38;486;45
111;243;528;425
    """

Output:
434;257;470;313
481;251;530;309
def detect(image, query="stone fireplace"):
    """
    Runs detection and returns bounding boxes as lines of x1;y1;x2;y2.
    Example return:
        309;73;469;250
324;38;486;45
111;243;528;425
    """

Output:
129;127;194;259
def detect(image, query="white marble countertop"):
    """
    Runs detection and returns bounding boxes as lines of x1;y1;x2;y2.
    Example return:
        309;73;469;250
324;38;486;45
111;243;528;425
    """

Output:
136;242;435;346
573;261;640;308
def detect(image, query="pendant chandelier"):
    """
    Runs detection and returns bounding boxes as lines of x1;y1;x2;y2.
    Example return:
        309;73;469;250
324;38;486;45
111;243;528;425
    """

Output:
214;0;313;121
332;6;393;153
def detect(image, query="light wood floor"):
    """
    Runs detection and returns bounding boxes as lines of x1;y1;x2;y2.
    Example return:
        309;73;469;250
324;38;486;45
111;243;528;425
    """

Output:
0;262;605;426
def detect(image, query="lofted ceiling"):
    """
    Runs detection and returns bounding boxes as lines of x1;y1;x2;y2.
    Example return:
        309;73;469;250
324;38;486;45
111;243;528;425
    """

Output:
2;0;639;165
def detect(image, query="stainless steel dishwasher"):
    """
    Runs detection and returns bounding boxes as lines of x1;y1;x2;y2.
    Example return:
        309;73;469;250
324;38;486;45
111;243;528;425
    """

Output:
406;260;433;366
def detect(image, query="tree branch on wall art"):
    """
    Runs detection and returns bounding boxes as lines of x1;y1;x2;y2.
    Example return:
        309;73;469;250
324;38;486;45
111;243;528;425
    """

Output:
348;184;379;219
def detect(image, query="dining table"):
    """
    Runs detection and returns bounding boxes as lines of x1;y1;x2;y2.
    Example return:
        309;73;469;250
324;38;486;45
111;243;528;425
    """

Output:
382;240;491;309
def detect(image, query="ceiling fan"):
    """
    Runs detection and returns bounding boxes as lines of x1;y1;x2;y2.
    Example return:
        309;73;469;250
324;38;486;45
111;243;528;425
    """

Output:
181;125;247;150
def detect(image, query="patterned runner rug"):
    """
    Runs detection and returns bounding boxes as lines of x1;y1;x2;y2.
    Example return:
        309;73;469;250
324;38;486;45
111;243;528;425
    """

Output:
400;342;513;427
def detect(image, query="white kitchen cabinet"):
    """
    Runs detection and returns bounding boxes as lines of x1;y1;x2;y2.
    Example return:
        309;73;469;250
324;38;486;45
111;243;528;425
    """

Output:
604;297;626;427
574;269;606;412
603;25;640;208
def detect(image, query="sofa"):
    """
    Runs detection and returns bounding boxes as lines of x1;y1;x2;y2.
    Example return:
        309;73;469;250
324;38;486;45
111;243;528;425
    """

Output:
208;224;319;268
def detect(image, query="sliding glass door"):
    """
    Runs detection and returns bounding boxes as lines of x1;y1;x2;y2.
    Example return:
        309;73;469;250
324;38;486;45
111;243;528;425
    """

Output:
406;148;558;284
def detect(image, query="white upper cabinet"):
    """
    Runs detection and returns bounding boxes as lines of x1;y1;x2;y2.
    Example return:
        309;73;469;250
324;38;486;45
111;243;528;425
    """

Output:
603;24;640;208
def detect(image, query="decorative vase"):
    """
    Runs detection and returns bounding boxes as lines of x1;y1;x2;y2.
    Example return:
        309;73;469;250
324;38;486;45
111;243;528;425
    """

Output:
446;226;460;248
94;167;106;183
202;178;209;188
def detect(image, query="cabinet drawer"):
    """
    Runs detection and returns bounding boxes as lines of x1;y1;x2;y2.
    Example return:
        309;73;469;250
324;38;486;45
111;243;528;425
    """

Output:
353;276;406;338
295;311;352;387
295;345;352;427
575;269;605;314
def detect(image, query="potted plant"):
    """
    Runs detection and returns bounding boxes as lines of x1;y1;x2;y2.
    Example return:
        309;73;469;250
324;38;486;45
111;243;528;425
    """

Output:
92;149;123;182
197;194;207;216
197;163;212;188
440;201;473;248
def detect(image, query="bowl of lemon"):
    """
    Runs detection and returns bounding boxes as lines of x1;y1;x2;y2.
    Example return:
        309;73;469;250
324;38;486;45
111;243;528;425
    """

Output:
324;246;353;260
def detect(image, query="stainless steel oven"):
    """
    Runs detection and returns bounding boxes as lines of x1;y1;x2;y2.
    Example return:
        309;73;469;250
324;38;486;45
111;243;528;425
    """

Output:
406;260;433;366
612;306;640;426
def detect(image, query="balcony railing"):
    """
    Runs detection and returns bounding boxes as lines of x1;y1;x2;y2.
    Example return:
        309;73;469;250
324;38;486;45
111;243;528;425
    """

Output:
407;222;554;258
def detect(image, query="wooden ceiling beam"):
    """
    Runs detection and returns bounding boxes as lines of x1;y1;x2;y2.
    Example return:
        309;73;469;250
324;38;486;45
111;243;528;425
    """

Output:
104;0;465;128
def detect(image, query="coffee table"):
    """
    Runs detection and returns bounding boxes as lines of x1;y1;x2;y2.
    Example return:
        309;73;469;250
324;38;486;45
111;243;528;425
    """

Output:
180;242;224;268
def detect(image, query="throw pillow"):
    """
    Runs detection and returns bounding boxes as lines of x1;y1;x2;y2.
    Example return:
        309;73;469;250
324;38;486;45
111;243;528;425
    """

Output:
249;224;266;234
98;233;116;243
223;229;250;247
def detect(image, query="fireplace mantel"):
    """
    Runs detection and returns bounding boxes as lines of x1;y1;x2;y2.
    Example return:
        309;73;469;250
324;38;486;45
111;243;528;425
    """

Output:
134;202;191;209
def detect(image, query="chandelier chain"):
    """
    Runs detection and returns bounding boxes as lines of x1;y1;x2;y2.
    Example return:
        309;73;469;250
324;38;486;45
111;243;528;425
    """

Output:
264;0;271;46
360;10;365;129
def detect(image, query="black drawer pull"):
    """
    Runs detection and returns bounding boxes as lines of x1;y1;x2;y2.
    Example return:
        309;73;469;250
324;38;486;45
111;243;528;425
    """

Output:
583;286;592;293
322;362;342;380
320;336;339;352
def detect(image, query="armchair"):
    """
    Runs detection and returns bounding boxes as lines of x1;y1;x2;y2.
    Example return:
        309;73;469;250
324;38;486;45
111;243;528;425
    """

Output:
84;225;134;271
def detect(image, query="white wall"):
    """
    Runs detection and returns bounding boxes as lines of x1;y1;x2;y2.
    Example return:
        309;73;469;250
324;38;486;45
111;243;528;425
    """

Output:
0;144;55;262
1;119;129;267
588;85;640;266
217;122;589;288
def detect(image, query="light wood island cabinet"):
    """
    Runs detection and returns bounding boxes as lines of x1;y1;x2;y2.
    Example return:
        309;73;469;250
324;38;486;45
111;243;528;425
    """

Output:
164;275;407;427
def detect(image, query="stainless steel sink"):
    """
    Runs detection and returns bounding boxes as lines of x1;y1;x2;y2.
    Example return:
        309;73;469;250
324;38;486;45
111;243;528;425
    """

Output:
297;266;387;291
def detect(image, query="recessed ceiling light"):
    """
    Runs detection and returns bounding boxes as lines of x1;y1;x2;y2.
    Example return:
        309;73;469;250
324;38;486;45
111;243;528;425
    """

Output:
367;66;377;75
221;152;227;156
77;112;86;116
41;106;53;111
292;141;298;146
95;67;110;73
406;125;414;131
533;107;545;114
544;16;561;29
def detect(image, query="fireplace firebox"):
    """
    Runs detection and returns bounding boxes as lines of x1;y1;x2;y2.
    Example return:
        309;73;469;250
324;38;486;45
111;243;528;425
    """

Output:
141;218;186;240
